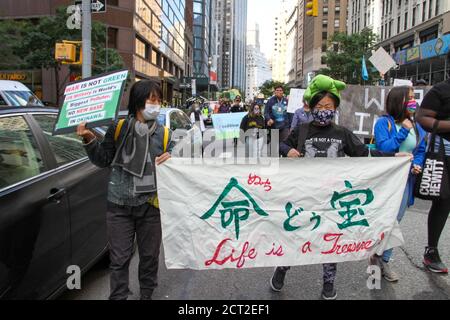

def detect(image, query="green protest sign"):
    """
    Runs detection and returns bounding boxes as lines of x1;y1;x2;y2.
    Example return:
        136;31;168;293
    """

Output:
53;69;128;135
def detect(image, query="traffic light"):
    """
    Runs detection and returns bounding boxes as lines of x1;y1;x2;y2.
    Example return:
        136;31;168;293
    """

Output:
306;0;319;17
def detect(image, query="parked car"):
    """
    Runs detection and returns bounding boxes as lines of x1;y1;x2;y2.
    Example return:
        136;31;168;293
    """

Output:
119;108;203;157
0;107;109;299
0;81;44;107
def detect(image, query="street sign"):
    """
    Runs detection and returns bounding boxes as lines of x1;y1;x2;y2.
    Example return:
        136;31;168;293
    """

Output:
369;47;396;75
74;0;106;13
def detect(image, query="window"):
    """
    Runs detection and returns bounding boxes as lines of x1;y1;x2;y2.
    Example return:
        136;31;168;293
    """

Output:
0;95;7;106
404;12;408;30
422;1;427;22
33;115;87;167
428;0;433;18
0;116;45;189
109;0;119;6
412;7;416;26
108;28;118;49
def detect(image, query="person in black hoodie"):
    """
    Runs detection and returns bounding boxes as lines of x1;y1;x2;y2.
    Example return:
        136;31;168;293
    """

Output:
240;103;266;158
231;96;245;113
271;75;411;300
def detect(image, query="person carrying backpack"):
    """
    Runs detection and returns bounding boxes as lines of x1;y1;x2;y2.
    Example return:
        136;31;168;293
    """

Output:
76;80;173;300
370;86;426;281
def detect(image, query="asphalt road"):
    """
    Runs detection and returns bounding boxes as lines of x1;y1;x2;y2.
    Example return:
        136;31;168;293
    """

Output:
61;132;450;301
60;196;450;301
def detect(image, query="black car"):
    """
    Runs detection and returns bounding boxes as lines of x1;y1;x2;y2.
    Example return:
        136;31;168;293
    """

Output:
0;107;109;299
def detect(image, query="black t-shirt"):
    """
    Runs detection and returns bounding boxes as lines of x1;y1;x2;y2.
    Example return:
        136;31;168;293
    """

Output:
283;123;392;158
420;79;450;141
240;114;265;132
231;104;244;113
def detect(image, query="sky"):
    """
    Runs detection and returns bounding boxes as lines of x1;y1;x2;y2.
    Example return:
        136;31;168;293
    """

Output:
247;0;279;59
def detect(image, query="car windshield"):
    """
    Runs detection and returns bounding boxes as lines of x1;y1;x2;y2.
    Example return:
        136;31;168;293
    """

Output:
2;90;44;107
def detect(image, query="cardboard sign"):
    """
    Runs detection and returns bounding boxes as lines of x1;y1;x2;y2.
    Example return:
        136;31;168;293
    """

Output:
287;89;305;113
53;70;128;135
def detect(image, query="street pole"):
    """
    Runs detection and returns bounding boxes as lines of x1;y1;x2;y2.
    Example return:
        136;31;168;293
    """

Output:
82;0;92;78
105;25;108;71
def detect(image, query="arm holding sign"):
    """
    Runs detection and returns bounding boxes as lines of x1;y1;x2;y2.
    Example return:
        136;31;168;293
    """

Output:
78;121;118;168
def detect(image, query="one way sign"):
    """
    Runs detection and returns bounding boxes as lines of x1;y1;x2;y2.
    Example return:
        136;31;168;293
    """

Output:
74;0;107;13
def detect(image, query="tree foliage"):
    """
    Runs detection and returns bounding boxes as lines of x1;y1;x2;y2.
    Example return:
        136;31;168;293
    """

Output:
0;6;124;104
318;29;380;85
258;80;290;98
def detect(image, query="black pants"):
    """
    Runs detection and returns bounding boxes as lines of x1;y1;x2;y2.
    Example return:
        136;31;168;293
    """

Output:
106;202;162;300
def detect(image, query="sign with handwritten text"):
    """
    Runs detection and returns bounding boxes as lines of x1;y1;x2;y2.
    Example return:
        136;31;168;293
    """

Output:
211;112;247;140
53;69;128;135
157;157;410;270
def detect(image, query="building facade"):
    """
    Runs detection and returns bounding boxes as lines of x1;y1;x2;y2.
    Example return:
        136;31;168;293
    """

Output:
216;0;247;92
302;0;348;87
245;24;272;102
347;1;450;85
0;0;188;106
377;0;450;85
286;4;298;85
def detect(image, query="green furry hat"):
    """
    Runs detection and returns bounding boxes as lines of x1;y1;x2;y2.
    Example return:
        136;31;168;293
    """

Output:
304;75;347;104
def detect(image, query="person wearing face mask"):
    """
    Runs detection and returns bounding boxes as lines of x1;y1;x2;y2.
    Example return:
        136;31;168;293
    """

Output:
240;103;266;158
190;102;206;132
76;80;173;300
371;86;427;281
274;75;411;300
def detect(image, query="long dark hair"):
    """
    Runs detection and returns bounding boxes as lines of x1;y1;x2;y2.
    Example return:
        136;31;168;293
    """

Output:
127;80;162;116
385;86;420;145
385;86;411;122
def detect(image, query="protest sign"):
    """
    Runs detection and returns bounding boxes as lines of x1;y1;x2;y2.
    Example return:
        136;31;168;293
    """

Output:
287;88;305;113
53;70;128;135
157;157;410;270
211;112;247;140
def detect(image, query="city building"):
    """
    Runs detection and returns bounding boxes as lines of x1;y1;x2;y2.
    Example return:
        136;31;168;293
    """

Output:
216;0;248;93
347;0;382;35
245;24;272;102
376;0;450;85
272;0;296;83
302;0;348;87
286;4;299;85
0;0;188;106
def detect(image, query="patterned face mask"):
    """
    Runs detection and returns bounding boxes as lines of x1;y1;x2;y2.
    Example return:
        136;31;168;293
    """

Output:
312;109;336;126
405;100;418;114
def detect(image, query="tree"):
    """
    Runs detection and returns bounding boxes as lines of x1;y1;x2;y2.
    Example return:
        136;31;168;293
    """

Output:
258;80;290;98
318;29;380;85
3;7;124;105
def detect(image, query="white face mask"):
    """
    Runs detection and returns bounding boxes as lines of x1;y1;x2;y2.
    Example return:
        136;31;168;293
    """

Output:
142;104;160;121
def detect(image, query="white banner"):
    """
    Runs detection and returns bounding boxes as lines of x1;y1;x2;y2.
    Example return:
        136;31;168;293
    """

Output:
157;158;410;270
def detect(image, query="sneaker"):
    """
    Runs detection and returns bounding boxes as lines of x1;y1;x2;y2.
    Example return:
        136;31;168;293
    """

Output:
322;283;337;300
270;267;289;292
423;247;449;274
380;260;399;282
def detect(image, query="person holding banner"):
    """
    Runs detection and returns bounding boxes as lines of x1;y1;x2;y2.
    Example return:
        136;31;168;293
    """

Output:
239;103;266;158
372;86;427;281
76;80;173;300
416;52;450;274
276;75;410;300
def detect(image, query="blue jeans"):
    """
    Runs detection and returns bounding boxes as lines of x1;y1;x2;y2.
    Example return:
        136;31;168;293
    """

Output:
382;180;410;263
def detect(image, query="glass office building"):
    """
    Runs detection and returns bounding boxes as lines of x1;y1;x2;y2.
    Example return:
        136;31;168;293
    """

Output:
135;0;186;103
193;0;211;77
